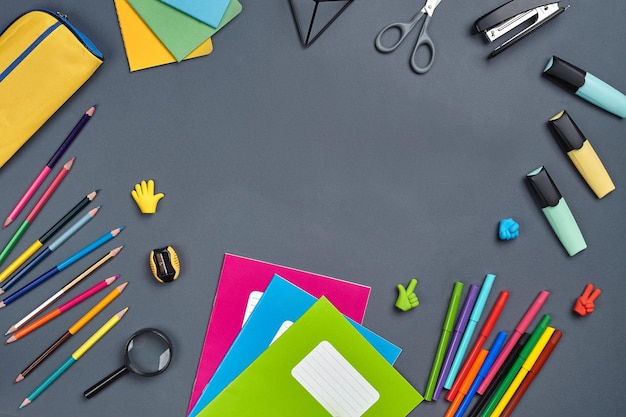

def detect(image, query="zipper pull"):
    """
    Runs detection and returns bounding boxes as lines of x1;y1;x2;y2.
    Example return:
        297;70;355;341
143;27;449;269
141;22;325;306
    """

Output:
56;11;68;20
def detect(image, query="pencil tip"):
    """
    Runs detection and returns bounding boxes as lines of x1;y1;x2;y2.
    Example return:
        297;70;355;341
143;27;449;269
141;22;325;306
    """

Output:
5;325;15;335
15;374;24;383
19;398;30;408
3;218;11;228
87;105;96;116
0;289;4;295
117;282;129;291
64;157;75;169
105;276;118;285
0;302;6;309
6;336;16;344
110;246;123;256
117;307;129;318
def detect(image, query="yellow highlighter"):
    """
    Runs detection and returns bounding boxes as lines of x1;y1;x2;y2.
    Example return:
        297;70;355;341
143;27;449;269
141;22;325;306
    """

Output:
490;327;556;417
549;110;615;198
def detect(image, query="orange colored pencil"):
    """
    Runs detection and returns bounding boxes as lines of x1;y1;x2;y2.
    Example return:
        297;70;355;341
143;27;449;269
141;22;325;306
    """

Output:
15;281;128;382
6;276;118;344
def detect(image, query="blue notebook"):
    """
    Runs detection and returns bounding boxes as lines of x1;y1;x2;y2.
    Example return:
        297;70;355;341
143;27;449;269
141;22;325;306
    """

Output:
188;274;402;417
158;0;230;28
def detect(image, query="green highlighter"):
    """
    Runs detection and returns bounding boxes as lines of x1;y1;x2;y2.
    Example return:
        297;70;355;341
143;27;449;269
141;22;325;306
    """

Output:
424;281;464;401
526;166;587;256
479;314;552;417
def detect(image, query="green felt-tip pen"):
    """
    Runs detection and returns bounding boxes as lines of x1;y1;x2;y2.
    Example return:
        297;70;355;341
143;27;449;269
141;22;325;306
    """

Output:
424;281;464;401
479;314;552;417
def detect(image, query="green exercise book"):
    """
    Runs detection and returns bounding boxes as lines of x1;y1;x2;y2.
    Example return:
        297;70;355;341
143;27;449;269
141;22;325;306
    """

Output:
127;0;242;61
197;297;423;417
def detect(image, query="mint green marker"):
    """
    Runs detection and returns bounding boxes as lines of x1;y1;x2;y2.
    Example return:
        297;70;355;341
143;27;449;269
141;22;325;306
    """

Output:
444;273;495;389
479;314;552;417
526;166;587;256
424;281;464;401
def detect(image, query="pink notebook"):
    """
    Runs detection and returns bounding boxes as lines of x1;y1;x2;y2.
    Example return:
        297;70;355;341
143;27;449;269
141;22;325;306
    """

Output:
187;253;371;414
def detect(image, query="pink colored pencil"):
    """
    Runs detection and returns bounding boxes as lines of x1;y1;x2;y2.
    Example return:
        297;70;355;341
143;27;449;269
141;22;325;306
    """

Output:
477;290;550;394
4;106;95;228
5;275;118;344
0;158;75;268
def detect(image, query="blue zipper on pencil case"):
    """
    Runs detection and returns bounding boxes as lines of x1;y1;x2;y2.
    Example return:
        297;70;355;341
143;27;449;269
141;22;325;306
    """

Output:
0;9;103;84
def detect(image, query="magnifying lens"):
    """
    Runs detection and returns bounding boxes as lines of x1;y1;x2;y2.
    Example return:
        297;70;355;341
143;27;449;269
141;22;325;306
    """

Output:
84;328;172;399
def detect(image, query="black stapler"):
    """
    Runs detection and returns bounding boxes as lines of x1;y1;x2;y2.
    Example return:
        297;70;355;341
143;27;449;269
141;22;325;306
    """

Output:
474;0;567;58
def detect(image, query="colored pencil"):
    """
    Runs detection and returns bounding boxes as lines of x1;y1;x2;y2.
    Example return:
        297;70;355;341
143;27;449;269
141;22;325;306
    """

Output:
478;314;551;417
490;327;555;417
0;158;74;266
19;307;127;408
0;228;124;308
424;281;464;401
455;331;508;417
445;349;487;417
445;274;496;390
15;282;128;382
0;190;98;284
0;206;100;294
467;333;530;417
4;246;123;334
446;289;509;401
478;290;550;394
4;105;95;228
6;276;118;344
433;284;480;400
500;330;562;417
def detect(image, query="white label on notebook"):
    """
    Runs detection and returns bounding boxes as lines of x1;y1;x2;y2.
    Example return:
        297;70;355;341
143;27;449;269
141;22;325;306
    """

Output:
242;291;263;327
291;341;379;417
270;321;293;345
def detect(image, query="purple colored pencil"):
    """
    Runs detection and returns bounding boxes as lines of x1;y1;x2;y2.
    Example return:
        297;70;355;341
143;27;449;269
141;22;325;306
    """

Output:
4;106;95;228
433;284;480;400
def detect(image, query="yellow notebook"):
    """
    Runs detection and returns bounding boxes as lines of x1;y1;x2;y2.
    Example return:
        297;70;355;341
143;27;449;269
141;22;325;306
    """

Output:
113;0;213;72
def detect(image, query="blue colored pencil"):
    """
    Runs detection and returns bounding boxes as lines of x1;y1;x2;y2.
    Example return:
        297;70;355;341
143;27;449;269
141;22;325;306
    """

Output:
0;227;124;308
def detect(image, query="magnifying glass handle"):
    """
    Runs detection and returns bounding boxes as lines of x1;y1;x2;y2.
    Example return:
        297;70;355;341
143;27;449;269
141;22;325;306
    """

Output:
84;365;130;399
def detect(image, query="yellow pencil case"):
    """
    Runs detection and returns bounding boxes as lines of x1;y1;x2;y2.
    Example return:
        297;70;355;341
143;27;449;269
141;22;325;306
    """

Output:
0;9;103;168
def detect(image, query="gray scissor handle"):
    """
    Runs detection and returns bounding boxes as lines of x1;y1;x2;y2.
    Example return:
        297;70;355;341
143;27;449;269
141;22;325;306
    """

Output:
375;10;425;53
409;15;435;74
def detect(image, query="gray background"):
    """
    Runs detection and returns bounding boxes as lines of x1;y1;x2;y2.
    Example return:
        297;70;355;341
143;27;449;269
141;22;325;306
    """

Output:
0;0;624;416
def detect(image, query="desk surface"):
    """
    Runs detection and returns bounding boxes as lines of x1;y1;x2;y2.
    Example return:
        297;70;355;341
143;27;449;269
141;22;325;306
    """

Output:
1;1;625;416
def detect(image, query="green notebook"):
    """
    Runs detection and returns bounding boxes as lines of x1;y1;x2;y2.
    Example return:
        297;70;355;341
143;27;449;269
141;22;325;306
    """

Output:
127;0;242;61
198;297;423;416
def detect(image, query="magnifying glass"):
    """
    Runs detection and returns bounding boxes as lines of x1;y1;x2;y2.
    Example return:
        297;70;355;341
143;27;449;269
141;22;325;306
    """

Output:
84;328;173;399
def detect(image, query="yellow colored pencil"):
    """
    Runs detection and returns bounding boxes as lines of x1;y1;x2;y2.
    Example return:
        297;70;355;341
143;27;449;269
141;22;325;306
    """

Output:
19;307;128;408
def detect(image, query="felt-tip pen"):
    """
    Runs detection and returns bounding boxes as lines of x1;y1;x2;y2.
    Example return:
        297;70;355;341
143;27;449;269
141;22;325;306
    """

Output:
543;56;626;118
455;331;507;417
500;330;562;417
548;110;615;198
526;166;586;256
424;281;464;401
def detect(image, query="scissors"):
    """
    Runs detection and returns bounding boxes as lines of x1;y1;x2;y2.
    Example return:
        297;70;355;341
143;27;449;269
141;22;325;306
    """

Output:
375;0;443;74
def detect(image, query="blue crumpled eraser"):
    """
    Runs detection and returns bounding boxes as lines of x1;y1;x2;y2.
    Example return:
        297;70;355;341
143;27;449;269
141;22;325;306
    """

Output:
498;218;519;240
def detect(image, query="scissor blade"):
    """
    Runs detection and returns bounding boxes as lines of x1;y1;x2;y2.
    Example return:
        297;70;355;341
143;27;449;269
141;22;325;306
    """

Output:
421;0;443;16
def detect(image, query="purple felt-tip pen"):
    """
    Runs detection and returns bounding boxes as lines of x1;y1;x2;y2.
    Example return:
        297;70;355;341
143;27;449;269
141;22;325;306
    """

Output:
432;284;480;400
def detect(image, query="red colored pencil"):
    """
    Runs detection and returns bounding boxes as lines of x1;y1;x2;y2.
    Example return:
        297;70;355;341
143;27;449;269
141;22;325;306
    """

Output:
446;290;509;401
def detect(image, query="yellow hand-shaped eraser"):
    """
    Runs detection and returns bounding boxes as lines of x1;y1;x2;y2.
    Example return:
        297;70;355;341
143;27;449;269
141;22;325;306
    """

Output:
131;179;164;214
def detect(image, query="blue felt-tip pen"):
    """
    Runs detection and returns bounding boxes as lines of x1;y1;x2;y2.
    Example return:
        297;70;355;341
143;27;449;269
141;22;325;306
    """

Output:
454;331;507;417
